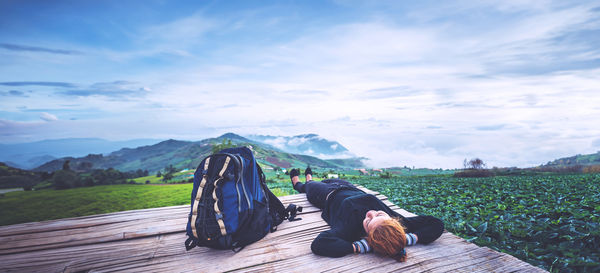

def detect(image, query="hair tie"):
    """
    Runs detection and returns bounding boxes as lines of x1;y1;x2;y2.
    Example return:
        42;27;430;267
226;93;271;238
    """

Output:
392;248;406;259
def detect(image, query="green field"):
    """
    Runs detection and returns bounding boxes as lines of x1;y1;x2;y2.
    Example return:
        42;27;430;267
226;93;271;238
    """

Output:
0;184;193;226
0;177;295;226
2;172;598;272
353;174;600;273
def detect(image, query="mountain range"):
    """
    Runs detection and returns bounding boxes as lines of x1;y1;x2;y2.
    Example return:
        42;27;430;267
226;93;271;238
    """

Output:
0;138;162;169
29;133;366;173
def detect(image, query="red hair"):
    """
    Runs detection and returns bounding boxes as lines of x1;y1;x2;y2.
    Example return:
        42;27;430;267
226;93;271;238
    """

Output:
366;218;407;262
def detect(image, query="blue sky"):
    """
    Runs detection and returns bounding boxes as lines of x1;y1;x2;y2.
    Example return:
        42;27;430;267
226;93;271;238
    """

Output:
1;0;600;168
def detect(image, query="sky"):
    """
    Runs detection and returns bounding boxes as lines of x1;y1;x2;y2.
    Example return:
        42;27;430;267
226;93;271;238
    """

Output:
1;0;599;169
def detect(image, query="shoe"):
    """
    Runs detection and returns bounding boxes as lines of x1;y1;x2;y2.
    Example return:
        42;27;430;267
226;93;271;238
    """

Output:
305;166;313;176
289;168;300;180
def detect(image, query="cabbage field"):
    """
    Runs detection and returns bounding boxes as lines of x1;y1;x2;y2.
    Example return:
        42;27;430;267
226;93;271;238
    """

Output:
354;174;600;273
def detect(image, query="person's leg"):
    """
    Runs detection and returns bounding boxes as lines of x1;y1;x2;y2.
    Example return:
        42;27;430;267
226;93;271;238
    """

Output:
305;166;313;182
290;168;306;193
290;167;330;209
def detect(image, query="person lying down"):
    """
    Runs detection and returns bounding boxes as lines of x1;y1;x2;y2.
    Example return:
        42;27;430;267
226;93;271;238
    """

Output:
290;167;444;261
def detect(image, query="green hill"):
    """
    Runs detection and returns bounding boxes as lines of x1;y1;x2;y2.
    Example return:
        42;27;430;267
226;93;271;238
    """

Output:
33;133;366;173
0;162;46;189
544;151;600;167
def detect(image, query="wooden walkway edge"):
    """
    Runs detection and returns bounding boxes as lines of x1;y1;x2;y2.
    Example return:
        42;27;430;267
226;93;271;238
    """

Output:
0;186;547;272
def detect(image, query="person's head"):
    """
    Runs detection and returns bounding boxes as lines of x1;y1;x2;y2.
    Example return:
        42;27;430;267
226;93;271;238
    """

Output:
363;210;407;262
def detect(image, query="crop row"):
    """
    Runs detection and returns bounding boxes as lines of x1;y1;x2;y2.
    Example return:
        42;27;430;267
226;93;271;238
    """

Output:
354;174;600;273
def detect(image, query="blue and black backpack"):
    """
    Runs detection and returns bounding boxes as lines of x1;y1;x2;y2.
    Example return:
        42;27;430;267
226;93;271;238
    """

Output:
185;146;302;252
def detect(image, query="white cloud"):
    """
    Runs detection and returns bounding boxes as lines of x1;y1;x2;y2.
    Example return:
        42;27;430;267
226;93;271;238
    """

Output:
39;112;58;122
2;1;599;168
142;12;216;46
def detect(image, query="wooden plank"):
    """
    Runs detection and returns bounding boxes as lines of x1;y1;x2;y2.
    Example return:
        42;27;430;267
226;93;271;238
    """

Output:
0;192;334;255
0;189;388;255
0;187;546;273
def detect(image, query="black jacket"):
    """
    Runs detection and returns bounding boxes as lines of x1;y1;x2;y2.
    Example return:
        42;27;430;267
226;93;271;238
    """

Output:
311;189;444;257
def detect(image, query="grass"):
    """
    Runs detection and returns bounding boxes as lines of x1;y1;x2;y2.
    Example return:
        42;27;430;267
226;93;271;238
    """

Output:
0;184;193;226
0;174;294;226
132;175;167;184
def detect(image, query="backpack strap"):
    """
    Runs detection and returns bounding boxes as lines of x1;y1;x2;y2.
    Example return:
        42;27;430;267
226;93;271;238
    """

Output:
190;158;211;239
212;156;231;236
257;165;303;231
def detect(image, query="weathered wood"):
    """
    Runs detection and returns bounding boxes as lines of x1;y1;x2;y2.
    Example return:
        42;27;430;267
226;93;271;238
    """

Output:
0;186;546;272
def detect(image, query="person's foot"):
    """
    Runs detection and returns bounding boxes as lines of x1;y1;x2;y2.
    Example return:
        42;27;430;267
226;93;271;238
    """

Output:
305;166;313;181
290;168;300;186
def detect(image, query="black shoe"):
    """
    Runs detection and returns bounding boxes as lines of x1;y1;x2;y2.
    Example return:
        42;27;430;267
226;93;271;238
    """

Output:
305;166;313;176
289;168;300;180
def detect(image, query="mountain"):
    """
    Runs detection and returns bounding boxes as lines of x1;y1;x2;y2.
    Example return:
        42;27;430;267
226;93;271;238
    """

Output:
0;162;45;189
543;151;600;167
33;133;366;173
0;138;163;169
245;134;354;159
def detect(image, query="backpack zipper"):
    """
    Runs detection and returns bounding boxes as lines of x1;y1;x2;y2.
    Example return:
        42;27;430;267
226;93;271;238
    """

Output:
235;178;242;212
235;154;252;210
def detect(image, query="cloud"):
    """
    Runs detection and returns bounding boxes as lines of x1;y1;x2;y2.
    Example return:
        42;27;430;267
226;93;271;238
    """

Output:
39;112;58;122
364;86;419;99
221;104;239;108
0;43;83;55
141;12;216;48
1;90;28;97
475;124;506;131
59;81;149;98
0;81;76;88
281;89;329;96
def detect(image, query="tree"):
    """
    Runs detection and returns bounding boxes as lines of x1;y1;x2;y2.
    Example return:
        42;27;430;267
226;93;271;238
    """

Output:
53;170;78;190
62;160;71;171
156;171;162;177
77;162;93;171
466;158;486;169
165;164;177;174
163;172;174;182
83;177;95;187
212;139;235;154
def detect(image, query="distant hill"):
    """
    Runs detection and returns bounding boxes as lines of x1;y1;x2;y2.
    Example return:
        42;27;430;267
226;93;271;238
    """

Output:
0;138;163;169
245;133;354;158
33;133;366;173
543;151;600;167
0;162;45;189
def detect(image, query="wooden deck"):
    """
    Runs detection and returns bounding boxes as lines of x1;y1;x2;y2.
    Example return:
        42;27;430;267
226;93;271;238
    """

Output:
0;187;546;272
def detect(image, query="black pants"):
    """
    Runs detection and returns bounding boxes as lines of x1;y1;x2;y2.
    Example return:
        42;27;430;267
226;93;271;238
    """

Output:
293;179;360;209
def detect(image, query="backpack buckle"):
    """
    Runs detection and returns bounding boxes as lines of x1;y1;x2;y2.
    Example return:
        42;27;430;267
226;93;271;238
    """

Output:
215;213;223;220
285;204;303;221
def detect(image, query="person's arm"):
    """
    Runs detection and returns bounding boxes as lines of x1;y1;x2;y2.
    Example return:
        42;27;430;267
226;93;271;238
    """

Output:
402;215;444;244
310;230;355;257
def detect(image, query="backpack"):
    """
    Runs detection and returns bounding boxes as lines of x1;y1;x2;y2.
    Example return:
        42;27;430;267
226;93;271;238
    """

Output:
184;146;302;252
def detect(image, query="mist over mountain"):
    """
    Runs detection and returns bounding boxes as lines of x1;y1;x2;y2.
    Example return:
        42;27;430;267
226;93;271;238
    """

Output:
0;138;164;169
245;134;354;159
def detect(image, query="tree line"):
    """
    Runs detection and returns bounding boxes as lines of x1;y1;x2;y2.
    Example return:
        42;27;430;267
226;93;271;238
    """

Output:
0;161;151;190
